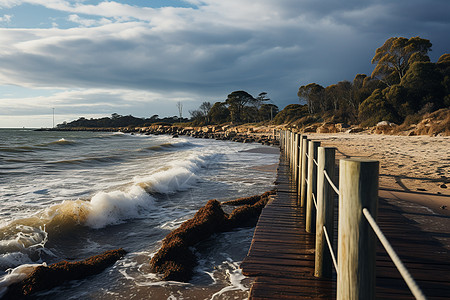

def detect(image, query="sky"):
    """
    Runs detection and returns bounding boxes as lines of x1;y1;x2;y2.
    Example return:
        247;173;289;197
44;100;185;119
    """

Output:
0;0;449;127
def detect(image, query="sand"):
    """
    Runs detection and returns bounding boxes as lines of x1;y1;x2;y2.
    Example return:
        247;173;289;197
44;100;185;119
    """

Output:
305;132;450;249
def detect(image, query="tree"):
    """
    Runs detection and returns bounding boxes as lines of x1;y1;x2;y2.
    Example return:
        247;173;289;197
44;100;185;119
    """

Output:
371;36;432;86
209;102;230;124
298;83;325;114
189;109;204;125
111;113;121;119
254;92;270;110
225;91;256;123
199;101;212;117
400;61;445;112
176;102;183;119
273;104;308;125
358;89;398;126
259;104;279;121
437;53;450;106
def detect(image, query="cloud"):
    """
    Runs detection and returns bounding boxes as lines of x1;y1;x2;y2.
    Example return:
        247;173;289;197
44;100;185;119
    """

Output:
67;14;112;27
0;14;12;23
0;0;449;127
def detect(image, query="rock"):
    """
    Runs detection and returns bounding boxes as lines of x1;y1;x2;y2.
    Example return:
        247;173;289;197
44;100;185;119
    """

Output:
346;127;364;134
376;121;391;126
316;124;338;134
335;123;350;132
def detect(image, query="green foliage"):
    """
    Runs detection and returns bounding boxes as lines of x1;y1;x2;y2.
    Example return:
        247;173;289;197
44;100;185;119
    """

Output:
273;104;308;125
298;83;325;114
371;36;432;86
358;89;398;126
296;36;447;128
400;61;445;111
437;53;450;103
225;90;256;124
208;102;230;124
258;104;279;121
58;114;188;128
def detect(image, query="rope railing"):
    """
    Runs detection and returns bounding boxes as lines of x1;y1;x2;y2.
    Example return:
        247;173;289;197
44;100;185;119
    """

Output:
363;208;427;300
312;192;317;209
280;130;427;300
323;225;338;274
323;169;339;195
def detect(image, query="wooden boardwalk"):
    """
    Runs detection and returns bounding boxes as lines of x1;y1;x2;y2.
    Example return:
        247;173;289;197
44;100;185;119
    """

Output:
241;155;450;299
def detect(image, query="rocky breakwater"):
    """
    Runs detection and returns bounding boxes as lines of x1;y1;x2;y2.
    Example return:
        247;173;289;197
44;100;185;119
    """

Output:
149;191;275;282
132;125;280;146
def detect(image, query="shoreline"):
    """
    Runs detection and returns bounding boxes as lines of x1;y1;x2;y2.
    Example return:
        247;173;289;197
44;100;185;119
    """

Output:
305;132;450;250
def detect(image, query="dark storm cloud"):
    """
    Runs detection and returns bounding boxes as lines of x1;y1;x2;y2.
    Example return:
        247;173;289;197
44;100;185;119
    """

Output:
0;0;449;117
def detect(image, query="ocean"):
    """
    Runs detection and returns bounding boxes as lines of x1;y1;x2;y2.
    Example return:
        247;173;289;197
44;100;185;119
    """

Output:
0;128;279;299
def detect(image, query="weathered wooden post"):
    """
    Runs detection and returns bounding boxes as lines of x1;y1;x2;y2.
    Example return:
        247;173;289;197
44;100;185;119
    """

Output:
289;131;295;169
297;135;307;206
280;130;284;152
315;147;336;278
306;140;320;233
300;138;309;207
337;159;379;300
294;133;300;183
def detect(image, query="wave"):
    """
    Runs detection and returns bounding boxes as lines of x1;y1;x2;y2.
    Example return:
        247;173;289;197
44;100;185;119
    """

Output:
45;155;123;167
0;146;38;153
0;152;214;269
43;138;77;146
134;153;211;194
0;262;47;298
143;141;196;152
0;138;76;155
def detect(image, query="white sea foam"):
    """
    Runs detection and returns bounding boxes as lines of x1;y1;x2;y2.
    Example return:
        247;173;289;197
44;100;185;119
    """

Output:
133;153;211;194
86;185;155;229
0;262;47;298
209;260;248;299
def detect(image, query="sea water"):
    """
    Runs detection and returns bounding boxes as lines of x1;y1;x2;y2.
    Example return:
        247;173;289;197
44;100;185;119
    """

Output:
0;128;279;299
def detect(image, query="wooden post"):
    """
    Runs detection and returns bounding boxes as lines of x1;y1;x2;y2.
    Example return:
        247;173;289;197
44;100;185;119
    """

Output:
315;147;336;278
280;130;284;152
300;138;309;207
297;135;307;206
337;159;379;300
289;131;294;169
306;140;320;233
294;133;300;183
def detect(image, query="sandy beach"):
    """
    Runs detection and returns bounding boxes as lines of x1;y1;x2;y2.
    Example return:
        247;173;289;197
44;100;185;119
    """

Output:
306;132;450;248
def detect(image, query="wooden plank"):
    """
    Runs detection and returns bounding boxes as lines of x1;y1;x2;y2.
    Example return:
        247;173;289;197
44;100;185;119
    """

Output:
242;153;450;300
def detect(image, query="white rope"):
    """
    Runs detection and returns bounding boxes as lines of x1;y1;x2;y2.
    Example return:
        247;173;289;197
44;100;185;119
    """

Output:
313;158;319;167
323;170;339;195
305;152;309;159
312;192;317;209
363;208;427;300
323;226;338;274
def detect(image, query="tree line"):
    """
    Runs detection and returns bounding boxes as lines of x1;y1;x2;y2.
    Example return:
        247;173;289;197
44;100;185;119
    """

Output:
57;113;190;128
189;91;279;125
297;36;449;126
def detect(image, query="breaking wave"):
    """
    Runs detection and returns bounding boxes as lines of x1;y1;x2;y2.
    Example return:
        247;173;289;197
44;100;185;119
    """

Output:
0;152;213;268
